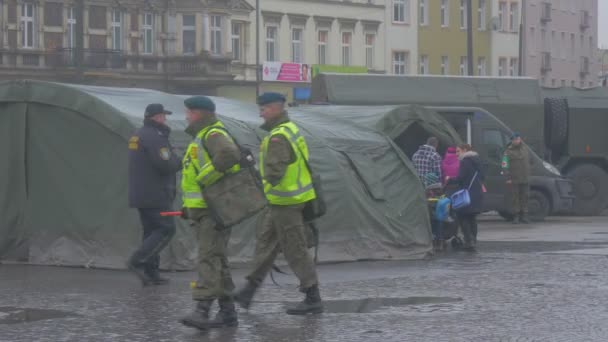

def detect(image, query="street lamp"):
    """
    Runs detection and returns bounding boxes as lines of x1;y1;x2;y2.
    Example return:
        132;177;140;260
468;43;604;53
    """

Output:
255;0;261;97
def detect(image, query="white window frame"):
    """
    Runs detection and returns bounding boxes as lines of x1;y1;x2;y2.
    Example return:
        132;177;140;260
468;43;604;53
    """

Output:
393;51;408;75
498;57;507;76
570;33;575;61
341;32;352;66
317;30;328;65
419;0;428;26
460;56;468;75
477;57;486;76
21;3;35;48
365;33;375;69
67;7;76;49
509;58;518;76
419;54;428;75
265;25;278;62
441;55;448;75
441;0;449;27
210;15;223;55
291;27;303;63
478;0;486;31
393;0;406;23
460;0;467;30
498;1;507;32
231;22;242;61
182;14;196;55
509;2;519;32
111;9;123;51
143;12;154;54
560;32;566;60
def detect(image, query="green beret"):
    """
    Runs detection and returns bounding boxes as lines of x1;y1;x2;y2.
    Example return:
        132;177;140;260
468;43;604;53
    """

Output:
257;92;286;106
184;96;216;112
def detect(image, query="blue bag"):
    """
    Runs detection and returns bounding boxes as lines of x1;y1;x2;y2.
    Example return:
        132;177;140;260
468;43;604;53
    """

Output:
435;197;451;221
450;172;478;210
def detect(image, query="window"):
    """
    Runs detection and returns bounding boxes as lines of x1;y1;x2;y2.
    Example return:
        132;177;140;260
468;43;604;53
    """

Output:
181;15;196;55
570;33;575;61
460;0;467;30
420;0;428;26
498;57;507;76
483;129;509;161
341;32;352;66
498;1;507;31
111;10;123;51
266;26;278;61
459;56;468;75
89;6;107;29
44;2;63;27
21;3;34;48
143;13;154;54
509;58;518;76
231;22;242;61
291;28;303;63
589;36;593;58
478;0;486;30
419;54;428;74
551;31;556;55
441;56;448;75
131;13;138;31
509;3;519;32
529;27;536;55
561;80;566;87
393;51;408;74
365;34;375;69
477;57;486;76
580;34;584;52
67;7;76;50
210;15;222;55
318;30;328;65
560;32;566;59
540;29;546;52
571;80;575;87
393;0;406;23
441;0;449;27
580;80;585;88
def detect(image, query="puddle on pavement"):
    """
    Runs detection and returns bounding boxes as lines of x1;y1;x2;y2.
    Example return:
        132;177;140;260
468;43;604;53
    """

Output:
284;297;462;314
0;306;78;324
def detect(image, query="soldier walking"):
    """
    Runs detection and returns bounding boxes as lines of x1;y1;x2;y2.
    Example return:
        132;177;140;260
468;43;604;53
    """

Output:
178;96;242;330
503;133;531;224
234;92;323;315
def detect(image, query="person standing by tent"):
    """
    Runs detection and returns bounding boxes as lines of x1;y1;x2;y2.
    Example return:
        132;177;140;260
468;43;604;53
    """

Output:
449;144;484;252
502;133;531;224
178;96;242;331
233;92;323;315
127;104;182;285
412;137;443;188
441;146;460;185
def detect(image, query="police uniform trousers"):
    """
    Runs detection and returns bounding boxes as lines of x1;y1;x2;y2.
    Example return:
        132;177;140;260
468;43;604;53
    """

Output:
511;183;529;215
189;208;235;301
130;208;176;275
246;204;319;289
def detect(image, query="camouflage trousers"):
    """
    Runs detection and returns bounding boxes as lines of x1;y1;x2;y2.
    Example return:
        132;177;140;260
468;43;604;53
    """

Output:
511;183;529;215
246;204;319;289
188;208;235;301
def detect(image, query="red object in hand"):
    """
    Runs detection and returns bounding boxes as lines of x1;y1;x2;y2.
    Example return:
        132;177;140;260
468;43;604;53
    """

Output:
160;211;182;217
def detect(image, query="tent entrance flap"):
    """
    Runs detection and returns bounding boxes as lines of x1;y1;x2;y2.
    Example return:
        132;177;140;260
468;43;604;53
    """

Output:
394;122;433;159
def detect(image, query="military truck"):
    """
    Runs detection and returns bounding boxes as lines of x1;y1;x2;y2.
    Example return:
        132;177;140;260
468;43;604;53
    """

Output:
311;74;605;216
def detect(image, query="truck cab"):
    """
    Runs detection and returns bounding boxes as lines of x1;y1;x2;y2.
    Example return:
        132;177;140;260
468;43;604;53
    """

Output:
427;106;574;220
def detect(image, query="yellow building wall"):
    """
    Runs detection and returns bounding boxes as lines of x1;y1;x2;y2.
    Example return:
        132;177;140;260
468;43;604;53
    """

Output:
419;0;491;75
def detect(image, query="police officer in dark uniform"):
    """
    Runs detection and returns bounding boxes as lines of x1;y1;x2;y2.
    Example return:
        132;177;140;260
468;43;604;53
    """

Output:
127;103;182;286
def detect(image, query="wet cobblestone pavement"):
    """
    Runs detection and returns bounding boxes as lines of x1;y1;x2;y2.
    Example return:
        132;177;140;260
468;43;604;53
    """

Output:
2;216;608;342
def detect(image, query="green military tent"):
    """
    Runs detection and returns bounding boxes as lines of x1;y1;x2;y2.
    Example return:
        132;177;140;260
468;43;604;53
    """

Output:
0;80;433;269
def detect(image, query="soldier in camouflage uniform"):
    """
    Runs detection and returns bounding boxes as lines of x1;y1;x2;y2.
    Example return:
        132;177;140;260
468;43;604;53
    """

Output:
179;96;242;330
234;92;323;315
502;133;531;224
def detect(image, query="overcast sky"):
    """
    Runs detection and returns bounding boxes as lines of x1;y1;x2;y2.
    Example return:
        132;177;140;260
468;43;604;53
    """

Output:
600;0;607;48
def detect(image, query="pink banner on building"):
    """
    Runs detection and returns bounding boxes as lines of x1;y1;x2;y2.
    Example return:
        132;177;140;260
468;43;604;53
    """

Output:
262;62;311;83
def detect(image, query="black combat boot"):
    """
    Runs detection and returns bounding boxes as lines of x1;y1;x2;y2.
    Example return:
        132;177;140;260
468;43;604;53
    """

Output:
179;300;213;330
126;260;152;286
146;269;169;285
207;297;238;328
286;285;324;315
233;280;259;309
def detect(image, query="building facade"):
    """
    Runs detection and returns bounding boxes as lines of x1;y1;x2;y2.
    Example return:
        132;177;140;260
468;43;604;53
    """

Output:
522;0;599;88
489;0;521;77
0;0;253;93
418;0;492;76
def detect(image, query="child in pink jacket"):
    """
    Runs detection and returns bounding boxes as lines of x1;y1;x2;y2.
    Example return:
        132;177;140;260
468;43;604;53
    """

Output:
441;147;460;185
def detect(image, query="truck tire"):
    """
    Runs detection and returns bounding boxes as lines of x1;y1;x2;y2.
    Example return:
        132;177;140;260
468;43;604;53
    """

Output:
544;97;569;152
567;164;608;216
498;211;515;222
528;190;550;222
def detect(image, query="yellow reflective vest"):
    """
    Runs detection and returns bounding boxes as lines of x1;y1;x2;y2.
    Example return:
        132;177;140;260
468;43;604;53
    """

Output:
181;121;240;209
260;121;316;205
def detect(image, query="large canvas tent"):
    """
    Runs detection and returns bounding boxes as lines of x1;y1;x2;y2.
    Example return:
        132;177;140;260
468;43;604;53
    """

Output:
0;80;432;269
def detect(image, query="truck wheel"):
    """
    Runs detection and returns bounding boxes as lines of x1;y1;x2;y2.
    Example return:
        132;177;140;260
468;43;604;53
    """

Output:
528;190;550;222
544;98;569;152
498;211;515;222
568;164;608;216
